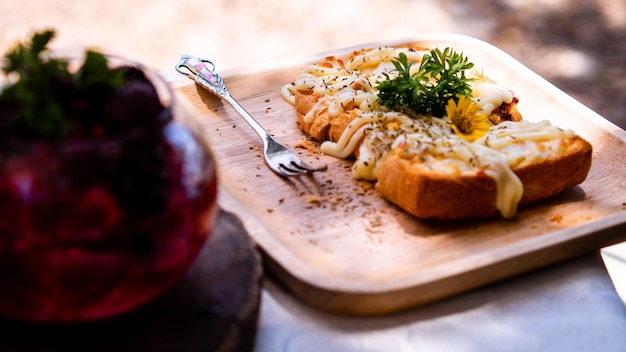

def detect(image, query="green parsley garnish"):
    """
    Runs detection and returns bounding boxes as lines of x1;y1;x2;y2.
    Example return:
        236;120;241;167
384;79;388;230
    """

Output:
0;29;124;139
376;47;475;117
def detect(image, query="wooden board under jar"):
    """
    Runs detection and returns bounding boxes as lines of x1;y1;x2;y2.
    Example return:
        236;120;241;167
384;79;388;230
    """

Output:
173;33;626;316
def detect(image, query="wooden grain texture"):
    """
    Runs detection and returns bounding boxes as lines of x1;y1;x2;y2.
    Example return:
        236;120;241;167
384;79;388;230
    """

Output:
175;34;626;316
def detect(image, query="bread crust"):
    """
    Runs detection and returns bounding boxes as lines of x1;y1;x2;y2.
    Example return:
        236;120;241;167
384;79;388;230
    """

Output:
375;136;592;219
289;52;593;220
295;91;360;143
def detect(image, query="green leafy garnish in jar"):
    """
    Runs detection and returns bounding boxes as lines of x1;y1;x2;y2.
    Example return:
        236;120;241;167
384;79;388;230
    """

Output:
376;47;475;118
0;29;125;140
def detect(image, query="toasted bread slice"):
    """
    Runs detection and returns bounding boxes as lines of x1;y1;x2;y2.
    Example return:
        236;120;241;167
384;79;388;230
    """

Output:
375;135;592;219
295;90;524;147
283;46;593;220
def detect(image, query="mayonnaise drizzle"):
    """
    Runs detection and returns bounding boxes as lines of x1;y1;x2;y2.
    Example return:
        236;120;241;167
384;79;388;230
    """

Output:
471;80;513;116
281;46;576;218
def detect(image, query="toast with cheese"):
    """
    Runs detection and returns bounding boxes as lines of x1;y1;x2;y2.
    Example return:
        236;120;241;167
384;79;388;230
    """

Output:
281;46;592;219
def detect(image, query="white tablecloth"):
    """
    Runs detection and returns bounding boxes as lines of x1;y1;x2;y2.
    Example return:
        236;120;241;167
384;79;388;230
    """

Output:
254;254;626;352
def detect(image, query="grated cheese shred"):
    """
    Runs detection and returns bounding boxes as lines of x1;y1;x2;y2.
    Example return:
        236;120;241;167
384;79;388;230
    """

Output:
281;46;575;218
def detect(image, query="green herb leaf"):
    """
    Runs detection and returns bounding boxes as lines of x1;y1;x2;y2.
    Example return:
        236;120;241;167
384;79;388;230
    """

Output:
0;29;125;140
376;48;475;117
75;50;124;91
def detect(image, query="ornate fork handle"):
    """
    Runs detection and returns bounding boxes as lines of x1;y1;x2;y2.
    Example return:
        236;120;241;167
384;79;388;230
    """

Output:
175;55;267;139
176;55;227;96
175;54;327;176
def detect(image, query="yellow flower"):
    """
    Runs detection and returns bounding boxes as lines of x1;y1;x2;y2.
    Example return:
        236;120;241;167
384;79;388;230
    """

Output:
446;96;491;142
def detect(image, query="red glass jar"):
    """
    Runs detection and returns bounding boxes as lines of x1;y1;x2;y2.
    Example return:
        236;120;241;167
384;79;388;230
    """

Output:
0;53;218;323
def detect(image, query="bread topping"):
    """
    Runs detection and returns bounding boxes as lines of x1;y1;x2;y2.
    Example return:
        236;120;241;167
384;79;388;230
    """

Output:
282;46;579;219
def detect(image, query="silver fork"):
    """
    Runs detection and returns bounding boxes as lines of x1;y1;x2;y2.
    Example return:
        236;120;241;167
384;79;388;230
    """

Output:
175;54;327;177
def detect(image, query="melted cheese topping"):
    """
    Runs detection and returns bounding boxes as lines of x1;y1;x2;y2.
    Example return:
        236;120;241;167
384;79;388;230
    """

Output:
471;79;513;116
281;46;577;219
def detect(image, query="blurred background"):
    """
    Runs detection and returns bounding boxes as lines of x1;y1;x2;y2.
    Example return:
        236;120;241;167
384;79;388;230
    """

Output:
0;0;625;129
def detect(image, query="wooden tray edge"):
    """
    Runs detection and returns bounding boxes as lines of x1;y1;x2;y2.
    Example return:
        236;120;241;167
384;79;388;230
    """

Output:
172;34;626;315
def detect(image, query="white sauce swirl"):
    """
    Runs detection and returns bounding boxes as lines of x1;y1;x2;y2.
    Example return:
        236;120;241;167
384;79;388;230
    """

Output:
281;47;576;218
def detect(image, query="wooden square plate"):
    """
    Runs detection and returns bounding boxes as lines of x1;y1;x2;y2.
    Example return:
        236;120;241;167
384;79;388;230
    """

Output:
173;33;626;316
